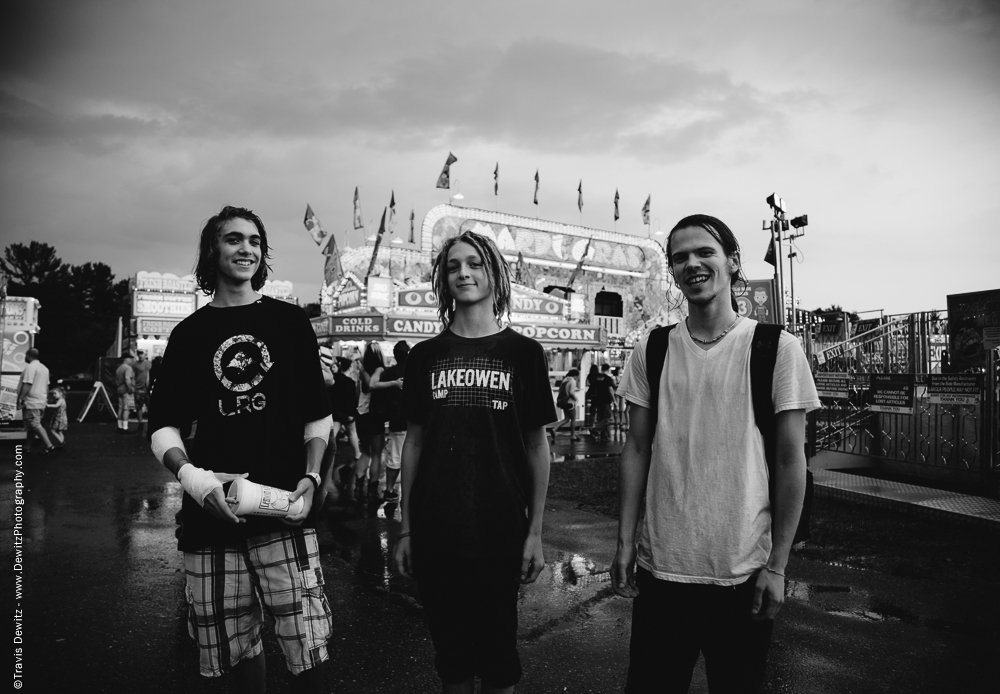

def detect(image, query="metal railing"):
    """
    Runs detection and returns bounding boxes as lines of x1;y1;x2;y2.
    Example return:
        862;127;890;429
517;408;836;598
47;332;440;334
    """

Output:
800;310;997;495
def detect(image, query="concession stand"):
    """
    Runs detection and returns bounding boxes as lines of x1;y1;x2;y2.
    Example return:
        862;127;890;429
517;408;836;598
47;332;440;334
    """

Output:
315;205;680;414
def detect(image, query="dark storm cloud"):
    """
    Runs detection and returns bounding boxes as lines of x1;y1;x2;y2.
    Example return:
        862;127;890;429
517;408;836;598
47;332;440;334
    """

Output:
1;4;802;162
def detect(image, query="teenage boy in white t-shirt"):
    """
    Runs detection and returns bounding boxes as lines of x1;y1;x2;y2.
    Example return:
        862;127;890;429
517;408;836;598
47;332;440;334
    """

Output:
613;214;821;693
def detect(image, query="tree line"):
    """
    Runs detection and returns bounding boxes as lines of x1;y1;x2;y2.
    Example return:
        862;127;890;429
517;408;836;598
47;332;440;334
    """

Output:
2;241;130;378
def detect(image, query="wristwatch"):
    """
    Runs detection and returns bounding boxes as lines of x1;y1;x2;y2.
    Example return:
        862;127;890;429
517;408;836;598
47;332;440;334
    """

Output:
304;472;322;491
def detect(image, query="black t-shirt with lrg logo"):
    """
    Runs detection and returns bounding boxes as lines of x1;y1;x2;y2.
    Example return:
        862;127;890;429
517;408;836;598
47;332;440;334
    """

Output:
149;296;330;551
402;328;556;567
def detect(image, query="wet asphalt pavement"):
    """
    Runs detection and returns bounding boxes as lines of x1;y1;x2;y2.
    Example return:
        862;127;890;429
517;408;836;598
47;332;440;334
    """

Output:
1;420;996;693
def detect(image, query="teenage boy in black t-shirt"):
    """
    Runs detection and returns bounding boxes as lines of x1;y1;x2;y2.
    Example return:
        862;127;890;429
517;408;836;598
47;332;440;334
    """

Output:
148;206;333;692
393;230;556;694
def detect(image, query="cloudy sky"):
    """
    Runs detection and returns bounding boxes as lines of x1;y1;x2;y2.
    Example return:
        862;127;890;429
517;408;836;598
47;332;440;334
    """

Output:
2;0;998;315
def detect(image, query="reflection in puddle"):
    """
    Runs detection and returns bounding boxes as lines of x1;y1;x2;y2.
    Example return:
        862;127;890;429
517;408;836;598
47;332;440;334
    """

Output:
547;553;610;591
787;580;917;625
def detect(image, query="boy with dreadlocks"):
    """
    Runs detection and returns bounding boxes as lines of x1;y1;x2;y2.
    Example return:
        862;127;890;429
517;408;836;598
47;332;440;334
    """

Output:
393;230;555;694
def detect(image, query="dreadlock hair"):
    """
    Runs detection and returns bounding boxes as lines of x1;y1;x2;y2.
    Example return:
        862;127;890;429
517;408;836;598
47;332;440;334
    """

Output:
194;205;273;294
431;230;512;329
665;214;747;312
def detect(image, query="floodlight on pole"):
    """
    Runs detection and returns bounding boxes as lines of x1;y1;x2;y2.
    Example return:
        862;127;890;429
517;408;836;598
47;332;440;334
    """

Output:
790;215;808;229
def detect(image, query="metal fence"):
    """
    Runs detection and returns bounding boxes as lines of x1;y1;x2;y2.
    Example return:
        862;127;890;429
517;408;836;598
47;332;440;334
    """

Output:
799;310;998;495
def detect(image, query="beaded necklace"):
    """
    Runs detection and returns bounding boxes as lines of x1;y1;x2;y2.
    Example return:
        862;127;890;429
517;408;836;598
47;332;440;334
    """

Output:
687;315;740;345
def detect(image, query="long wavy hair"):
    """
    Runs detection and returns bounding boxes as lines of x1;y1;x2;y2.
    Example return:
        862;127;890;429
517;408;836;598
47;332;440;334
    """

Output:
431;230;512;329
194;205;272;294
665;214;747;311
360;341;386;393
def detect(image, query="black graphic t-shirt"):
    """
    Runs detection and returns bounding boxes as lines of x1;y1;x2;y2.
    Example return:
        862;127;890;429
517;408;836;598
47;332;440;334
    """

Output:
403;328;556;565
149;296;331;551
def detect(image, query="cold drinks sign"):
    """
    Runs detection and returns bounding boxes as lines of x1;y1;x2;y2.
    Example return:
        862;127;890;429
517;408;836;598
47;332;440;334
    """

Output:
312;314;385;340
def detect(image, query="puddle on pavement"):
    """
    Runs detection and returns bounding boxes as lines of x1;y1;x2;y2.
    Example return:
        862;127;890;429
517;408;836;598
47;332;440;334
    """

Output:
787;580;920;626
552;453;618;462
544;553;610;591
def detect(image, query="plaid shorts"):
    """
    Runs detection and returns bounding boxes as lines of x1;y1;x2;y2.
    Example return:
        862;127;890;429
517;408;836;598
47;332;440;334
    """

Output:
183;528;332;677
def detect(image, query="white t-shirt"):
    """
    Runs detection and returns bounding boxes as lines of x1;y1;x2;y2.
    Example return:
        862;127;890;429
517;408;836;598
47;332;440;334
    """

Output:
617;319;821;586
18;360;50;410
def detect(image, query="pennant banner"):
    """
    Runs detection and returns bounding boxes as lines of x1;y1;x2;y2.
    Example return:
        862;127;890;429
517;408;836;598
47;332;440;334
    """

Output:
764;233;777;267
409;208;415;244
577;180;583;212
303;204;328;247
436;152;458;189
389;191;396;234
494;163;499;195
365;207;388;280
353;187;364;230
533;169;539;205
641;195;651;225
614;189;620;222
323;235;344;287
567;237;592;288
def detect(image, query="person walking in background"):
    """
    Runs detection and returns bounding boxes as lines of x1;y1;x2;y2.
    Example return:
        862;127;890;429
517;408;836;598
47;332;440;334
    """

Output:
588;363;616;443
355;341;395;501
584;363;600;430
550;368;581;442
148;205;333;692
379;340;409;501
45;386;68;449
115;353;135;435
612;214;820;693
132;349;152;434
322;354;361;502
394;229;554;694
16;348;55;455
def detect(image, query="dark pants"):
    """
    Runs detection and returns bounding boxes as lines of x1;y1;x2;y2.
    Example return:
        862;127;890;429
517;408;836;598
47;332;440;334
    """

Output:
625;568;773;694
415;554;522;688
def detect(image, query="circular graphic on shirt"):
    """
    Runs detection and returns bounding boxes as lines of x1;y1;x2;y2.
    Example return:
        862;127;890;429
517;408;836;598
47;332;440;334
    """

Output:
213;334;273;393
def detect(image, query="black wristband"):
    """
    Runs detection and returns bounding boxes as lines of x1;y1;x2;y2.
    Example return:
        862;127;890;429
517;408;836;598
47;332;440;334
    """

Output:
304;472;321;490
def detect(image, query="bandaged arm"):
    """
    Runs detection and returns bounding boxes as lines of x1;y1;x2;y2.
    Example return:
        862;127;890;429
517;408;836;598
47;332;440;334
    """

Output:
151;426;221;507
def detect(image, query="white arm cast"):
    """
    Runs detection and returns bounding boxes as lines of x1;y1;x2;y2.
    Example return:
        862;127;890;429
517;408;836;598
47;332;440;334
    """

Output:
177;465;223;507
151;427;221;507
151;427;187;463
304;415;333;443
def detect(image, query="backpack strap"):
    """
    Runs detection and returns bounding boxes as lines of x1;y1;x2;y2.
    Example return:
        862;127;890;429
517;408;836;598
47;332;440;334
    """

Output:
749;323;783;500
644;324;676;421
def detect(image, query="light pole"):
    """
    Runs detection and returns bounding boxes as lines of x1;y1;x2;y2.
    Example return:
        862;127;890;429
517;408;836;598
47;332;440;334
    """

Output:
788;215;808;336
765;194;809;332
765;194;787;327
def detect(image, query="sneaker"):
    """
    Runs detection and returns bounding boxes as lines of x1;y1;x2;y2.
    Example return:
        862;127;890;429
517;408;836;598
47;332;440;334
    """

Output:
383;488;399;501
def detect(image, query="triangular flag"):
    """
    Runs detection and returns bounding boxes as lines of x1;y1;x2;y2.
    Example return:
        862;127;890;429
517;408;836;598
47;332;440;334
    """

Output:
567;237;592;288
494;163;499;195
388;191;396;233
365;208;387;280
353;187;364;229
577;180;583;212
323;233;344;287
533;169;540;205
303;204;328;246
641;195;651;225
764;234;777;267
409;208;415;244
614;189;620;222
436;152;458;189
